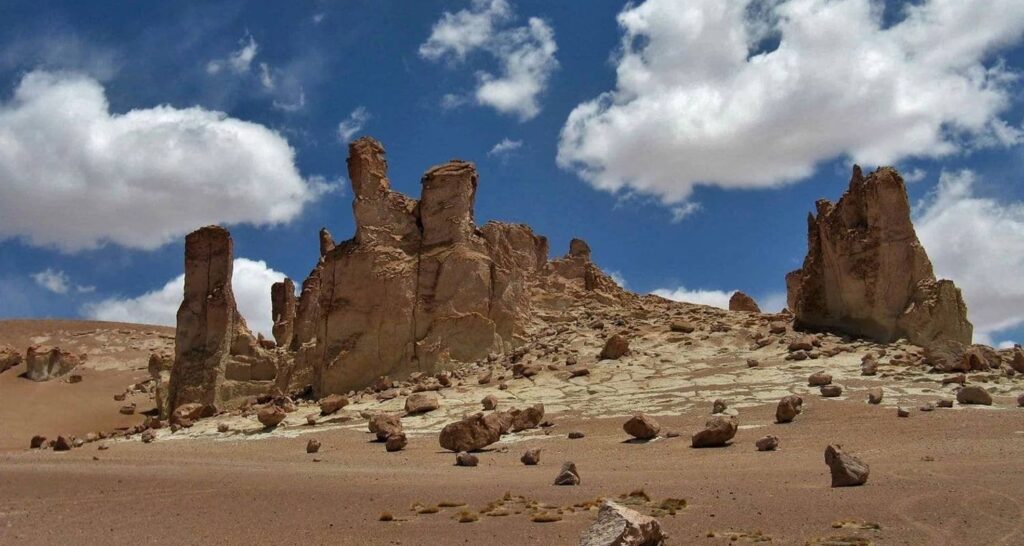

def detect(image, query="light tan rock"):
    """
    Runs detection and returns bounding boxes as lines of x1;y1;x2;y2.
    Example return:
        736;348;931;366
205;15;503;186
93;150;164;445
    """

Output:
579;500;666;546
404;392;440;414
787;166;972;346
0;344;23;374
25;346;82;381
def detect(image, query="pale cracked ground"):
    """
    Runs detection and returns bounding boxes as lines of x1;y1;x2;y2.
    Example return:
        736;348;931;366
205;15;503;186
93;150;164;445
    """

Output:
1;306;1023;545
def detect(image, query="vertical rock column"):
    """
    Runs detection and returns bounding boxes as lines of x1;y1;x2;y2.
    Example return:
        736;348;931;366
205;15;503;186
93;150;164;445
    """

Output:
270;278;296;348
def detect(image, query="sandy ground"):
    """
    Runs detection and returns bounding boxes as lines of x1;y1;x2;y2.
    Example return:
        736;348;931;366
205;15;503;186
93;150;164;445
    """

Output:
1;315;1023;545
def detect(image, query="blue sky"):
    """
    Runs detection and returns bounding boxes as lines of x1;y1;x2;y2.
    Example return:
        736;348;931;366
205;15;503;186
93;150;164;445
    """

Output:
2;0;1024;346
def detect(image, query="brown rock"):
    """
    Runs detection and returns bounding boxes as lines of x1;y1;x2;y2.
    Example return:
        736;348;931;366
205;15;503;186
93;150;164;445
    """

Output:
521;448;541;465
787;166;972;346
368;413;403;441
439;413;501;452
257;406;287;428
861;358;878;376
712;399;727;414
755;435;779;452
1011;346;1024;373
481;394;498;411
729;291;761;313
455;451;478;467
622;414;660;440
941;374;966;385
808;371;832;386
306;439;321;453
404;392;440;414
568;365;591;377
319;394;349;415
509;403;545;432
820;385;843;397
669;321;695;334
768;321;788;334
578;500;666;546
270;278;297;348
691;416;738;448
867;388;883;404
1017;393;1024;407
599;334;630;360
30;435;47;449
776;395;803;423
119;403;136;415
788;335;816;352
553;461;581;485
0;344;23;374
936;399;954;408
898;407;910;417
25;346;82;382
53;435;72;451
385;432;407;452
956;385;993;406
171;403;205;425
825;444;869;487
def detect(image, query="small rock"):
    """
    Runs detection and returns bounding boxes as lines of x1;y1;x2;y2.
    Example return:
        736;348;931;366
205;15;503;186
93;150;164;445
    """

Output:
691;416;738;448
820;385;843;397
306;439;321;453
768;321;788;334
623;414;661;440
53;436;72;451
509;403;545;432
119;403;136;415
385;432;407;452
568;431;585;439
455;451;478;467
936;399;954;408
867;388;883;405
755;435;779;452
599;334;630;360
140;431;155;443
578;500;666;546
941;374;966;385
746;358;759;368
1017;393;1024;407
568;365;590;378
521;448;541;465
404;392;440;414
217;423;230;433
897;407;910;417
788;335;816;352
306;414;318;426
712;399;727;414
257;406;287;428
669;321;695;333
861;359;878;376
825;444;869;487
776;395;803;423
30;435;47;449
318;394;350;415
956;385;993;406
919;403;935;412
478;369;493;384
553;462;580;485
481;394;498;411
808;371;832;386
369;413;403;442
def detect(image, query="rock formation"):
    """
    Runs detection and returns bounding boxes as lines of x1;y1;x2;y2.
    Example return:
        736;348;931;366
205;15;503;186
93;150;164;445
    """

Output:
729;291;761;313
579;501;666;546
168;137;628;408
787;166;972;346
0;344;23;374
25;346;82;381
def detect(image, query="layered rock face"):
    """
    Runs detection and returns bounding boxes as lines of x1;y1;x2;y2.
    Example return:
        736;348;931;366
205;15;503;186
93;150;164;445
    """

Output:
167;226;276;411
24;346;82;381
787;166;972;346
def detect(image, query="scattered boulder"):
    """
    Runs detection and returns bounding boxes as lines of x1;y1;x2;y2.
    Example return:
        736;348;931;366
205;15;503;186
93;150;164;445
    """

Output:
578;500;666;546
0;344;23;374
368;413;403;441
319;394;349;415
936;399;954;408
768;321;788;334
897;407;910;418
306;439;321;453
824;444;869;487
439;413;502;452
509;403;545;432
622;414;660;440
867;388;883;405
941;374;966;385
568;431;585;440
30;435;47;449
820;385;843;398
788;335;816;352
217;423;230;433
385;432;408;452
956;385;993;406
53;436;72;451
455;451;479;467
25;346;82;382
746;358;759;368
553;462;581;485
861;358;878;376
776;395;803;424
808;371;832;386
521;448;541;465
1011;347;1024;374
481;394;498;410
404;392;440;414
669;321;695;334
599;334;630;360
712;399;727;414
787;166;972;346
729;291;761;313
1017;393;1024;407
756;435;779;452
923;340;967;373
257;406;287;428
691;416;738;448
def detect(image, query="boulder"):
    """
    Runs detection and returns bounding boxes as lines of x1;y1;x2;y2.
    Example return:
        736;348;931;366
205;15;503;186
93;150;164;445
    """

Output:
30;435;47;449
756;435;779;452
455;451;479;467
578;500;666;546
368;413;403;441
25;346;82;381
0;344;23;374
861;358;878;376
509;403;545;432
788;335;816;352
53;436;72;451
404;392;440;414
808;371;832;386
599;334;630;360
481;394;499;411
553;462;581;486
776;395;803;423
820;385;843;397
521;448;541;465
669;321;695;334
691;416;737;448
306;439;321;453
257;406;287;428
956;385;993;406
385;432;408;452
319;394;349;415
712;399;727;414
171;403;206;425
787;166;972;346
1012;346;1024;374
439;413;502;452
825;444;869;487
867;388;883;405
623;414;661;440
729;291;761;313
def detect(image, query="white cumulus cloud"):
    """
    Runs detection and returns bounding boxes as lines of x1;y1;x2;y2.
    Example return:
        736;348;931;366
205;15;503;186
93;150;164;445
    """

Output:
83;258;285;338
651;286;735;309
0;71;327;252
558;0;1024;206
916;170;1024;344
488;138;523;156
337;107;370;143
420;0;558;120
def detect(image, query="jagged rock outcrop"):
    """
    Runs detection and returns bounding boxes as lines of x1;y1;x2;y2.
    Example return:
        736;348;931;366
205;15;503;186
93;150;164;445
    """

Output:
148;352;173;419
25;346;82;381
729;291;761;313
270;278;296;348
167;226;276;411
787;166;972;346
